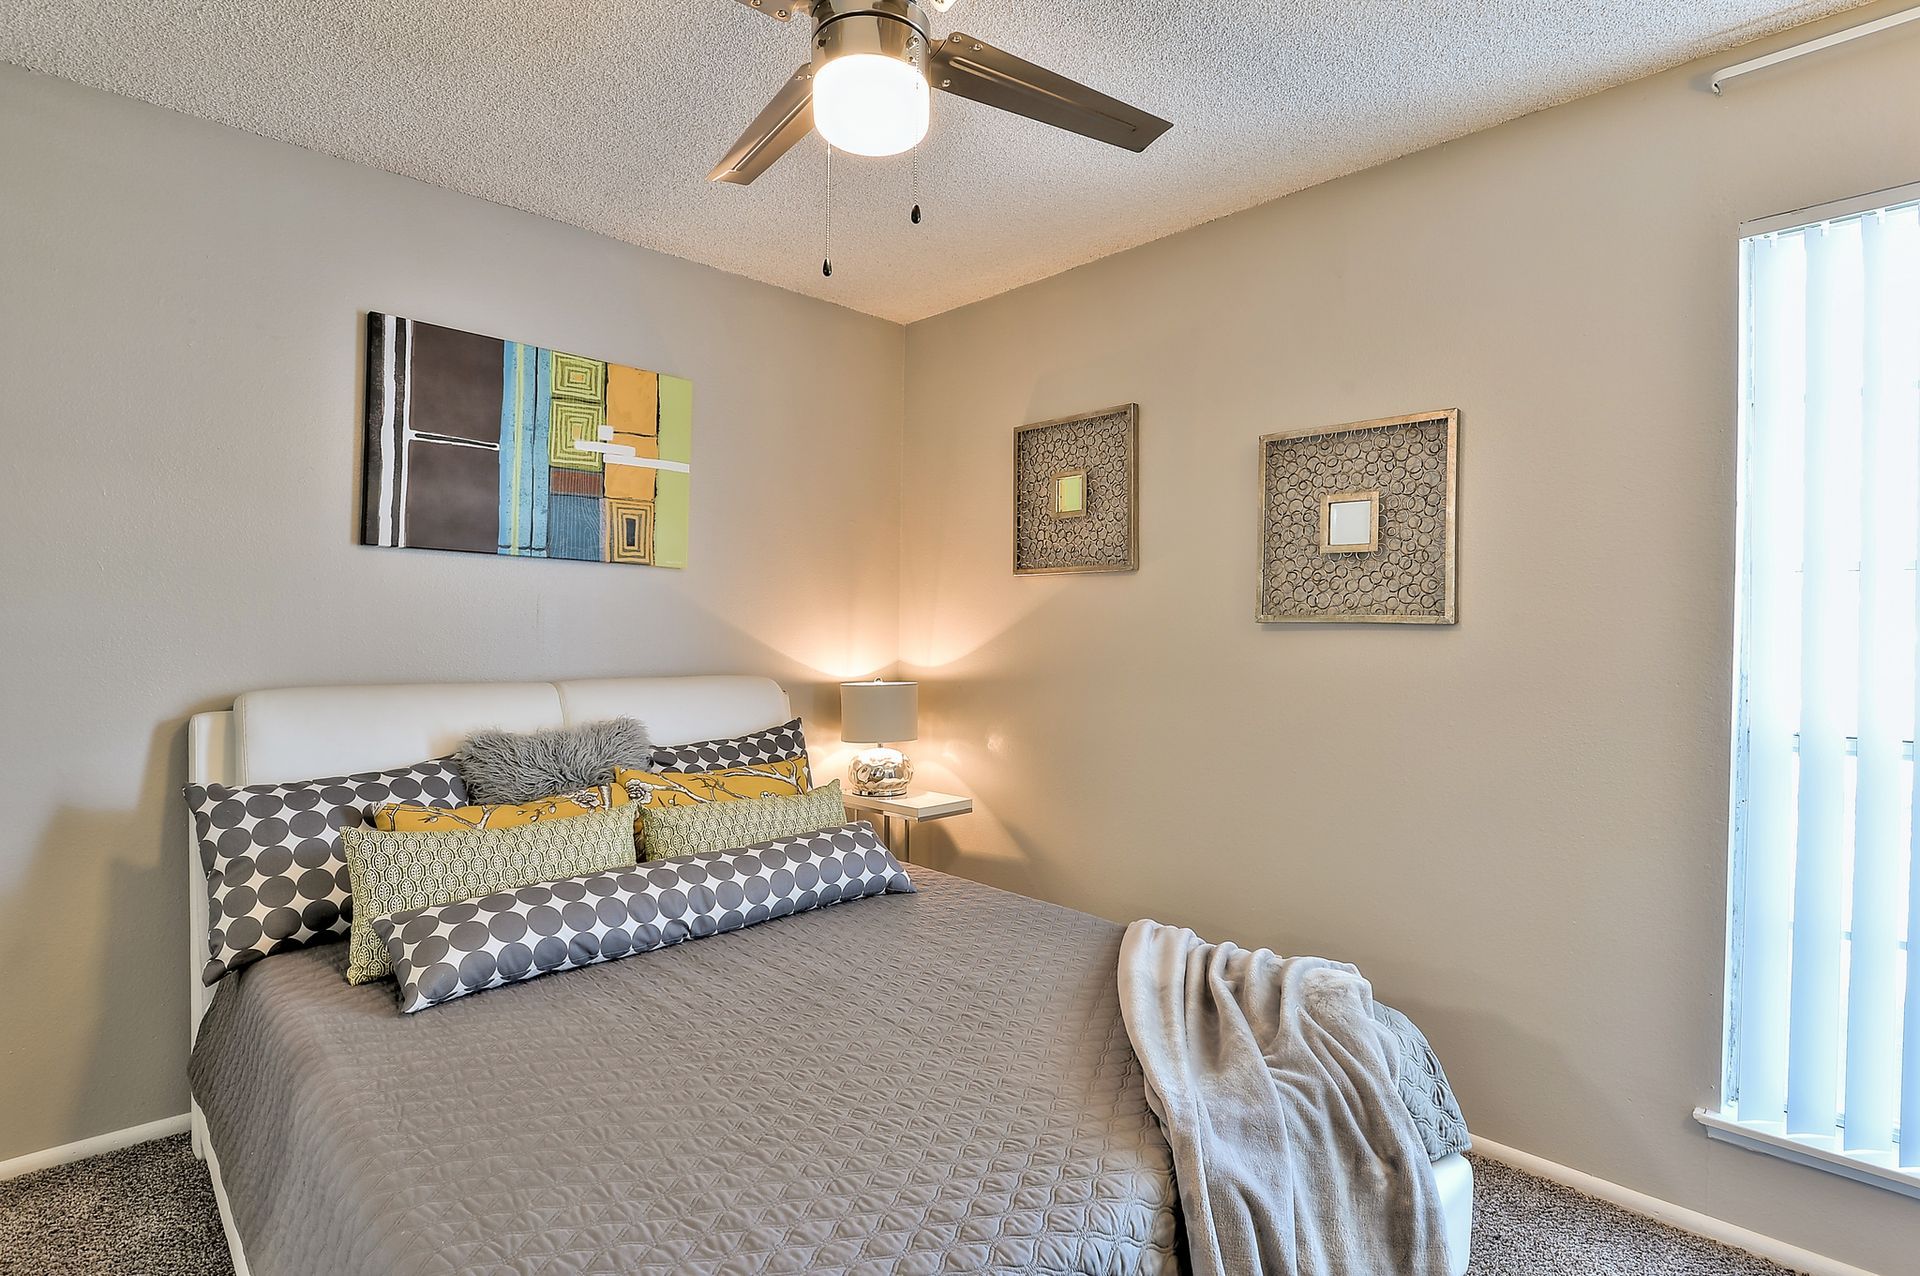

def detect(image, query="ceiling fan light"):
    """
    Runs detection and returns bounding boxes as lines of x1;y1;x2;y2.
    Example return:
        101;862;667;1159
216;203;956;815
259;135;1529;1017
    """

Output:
812;52;929;157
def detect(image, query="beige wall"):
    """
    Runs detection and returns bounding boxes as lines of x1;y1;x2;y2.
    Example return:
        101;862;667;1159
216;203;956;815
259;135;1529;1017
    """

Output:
9;6;1920;1269
899;10;1920;1274
0;64;902;1163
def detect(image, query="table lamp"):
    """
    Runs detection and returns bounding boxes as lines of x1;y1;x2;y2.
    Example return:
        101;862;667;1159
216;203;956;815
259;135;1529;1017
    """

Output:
840;680;918;797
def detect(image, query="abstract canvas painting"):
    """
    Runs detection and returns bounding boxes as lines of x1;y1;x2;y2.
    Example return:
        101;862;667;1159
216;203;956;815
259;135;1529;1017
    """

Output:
361;312;689;568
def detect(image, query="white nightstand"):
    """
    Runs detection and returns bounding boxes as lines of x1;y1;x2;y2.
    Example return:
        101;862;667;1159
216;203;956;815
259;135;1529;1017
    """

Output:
841;790;972;863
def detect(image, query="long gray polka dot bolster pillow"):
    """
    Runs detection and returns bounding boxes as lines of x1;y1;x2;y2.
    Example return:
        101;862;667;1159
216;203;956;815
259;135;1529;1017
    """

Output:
373;820;914;1013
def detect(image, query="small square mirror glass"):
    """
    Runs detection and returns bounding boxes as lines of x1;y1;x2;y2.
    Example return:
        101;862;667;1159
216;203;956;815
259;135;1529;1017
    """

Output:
1328;500;1372;545
1319;489;1380;553
1053;469;1087;518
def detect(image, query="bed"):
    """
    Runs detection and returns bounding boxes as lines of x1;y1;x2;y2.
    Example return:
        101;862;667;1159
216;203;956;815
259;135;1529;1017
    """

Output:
186;675;1472;1274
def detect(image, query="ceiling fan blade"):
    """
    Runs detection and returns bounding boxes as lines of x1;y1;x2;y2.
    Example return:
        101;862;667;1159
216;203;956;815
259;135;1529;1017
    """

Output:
708;65;815;185
728;0;811;20
931;33;1171;152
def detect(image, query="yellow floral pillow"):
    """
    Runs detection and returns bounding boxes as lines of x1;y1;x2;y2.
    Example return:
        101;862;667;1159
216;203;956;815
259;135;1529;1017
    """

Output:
372;785;630;833
614;758;812;853
614;757;812;811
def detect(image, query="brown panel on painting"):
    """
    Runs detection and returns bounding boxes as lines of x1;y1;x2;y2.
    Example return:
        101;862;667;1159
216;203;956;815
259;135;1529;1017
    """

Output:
550;468;604;497
404;440;498;553
409;321;506;443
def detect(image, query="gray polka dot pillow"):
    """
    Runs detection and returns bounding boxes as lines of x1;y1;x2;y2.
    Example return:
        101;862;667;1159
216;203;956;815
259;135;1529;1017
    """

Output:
649;717;809;772
184;759;467;985
374;819;912;1013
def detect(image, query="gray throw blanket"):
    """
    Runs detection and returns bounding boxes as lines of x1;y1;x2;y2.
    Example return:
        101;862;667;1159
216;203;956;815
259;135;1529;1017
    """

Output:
1118;920;1452;1276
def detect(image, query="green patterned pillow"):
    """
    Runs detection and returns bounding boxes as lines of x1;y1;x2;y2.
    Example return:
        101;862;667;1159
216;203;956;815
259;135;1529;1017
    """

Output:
341;801;637;984
643;781;848;861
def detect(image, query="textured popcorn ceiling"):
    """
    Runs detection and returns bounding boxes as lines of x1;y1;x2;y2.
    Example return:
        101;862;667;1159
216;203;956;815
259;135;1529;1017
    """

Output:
2;0;1872;322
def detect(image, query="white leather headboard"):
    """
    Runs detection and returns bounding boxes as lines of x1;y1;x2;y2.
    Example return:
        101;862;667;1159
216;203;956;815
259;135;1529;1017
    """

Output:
185;674;792;1040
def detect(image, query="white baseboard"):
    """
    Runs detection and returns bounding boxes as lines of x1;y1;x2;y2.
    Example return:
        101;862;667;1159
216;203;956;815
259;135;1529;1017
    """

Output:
1470;1135;1884;1276
0;1113;191;1183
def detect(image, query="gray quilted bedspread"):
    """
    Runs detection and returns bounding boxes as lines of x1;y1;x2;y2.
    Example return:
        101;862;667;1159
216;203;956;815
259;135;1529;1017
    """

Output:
192;867;1184;1276
190;867;1466;1276
1372;1004;1471;1161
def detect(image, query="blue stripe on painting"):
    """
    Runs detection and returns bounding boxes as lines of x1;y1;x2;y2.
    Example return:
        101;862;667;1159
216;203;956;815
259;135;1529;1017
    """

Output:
547;493;604;561
496;342;550;558
497;342;528;554
530;349;552;556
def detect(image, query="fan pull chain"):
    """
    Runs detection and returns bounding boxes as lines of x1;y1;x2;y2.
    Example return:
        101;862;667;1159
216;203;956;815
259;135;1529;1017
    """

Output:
910;150;922;225
822;143;834;278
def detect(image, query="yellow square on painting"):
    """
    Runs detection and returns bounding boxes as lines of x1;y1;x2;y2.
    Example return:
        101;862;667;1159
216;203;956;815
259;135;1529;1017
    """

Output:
604;435;658;502
606;364;658;437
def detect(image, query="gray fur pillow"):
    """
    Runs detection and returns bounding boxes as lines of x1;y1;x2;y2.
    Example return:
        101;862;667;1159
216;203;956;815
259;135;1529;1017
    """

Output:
457;717;654;804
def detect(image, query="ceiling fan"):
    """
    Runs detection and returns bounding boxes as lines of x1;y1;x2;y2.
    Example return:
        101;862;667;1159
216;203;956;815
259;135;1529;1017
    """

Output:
709;0;1172;184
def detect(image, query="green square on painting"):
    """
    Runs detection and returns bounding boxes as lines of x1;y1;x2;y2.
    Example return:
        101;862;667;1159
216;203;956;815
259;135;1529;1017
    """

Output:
1053;469;1087;518
550;351;607;402
548;400;607;471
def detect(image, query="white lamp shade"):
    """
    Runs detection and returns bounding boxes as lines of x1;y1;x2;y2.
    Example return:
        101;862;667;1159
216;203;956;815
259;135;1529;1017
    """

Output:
840;680;918;744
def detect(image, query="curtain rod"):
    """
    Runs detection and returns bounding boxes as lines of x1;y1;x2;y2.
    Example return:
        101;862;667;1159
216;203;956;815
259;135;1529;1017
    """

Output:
1711;5;1920;93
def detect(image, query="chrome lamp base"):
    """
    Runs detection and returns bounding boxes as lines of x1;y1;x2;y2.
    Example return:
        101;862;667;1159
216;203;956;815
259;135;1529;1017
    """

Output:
849;746;913;797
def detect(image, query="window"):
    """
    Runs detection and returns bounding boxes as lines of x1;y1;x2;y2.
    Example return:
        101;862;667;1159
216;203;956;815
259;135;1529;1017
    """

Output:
1710;184;1920;1195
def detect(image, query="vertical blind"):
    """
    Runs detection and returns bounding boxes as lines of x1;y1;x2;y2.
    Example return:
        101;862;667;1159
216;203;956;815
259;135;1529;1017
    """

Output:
1730;190;1920;1168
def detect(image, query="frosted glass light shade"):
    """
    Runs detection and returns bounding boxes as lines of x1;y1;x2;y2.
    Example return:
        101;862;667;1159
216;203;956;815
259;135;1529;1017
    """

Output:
812;53;930;157
841;680;918;743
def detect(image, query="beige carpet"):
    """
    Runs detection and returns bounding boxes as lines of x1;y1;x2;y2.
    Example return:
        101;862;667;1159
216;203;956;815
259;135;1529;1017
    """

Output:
1463;1157;1801;1275
0;1136;1805;1275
